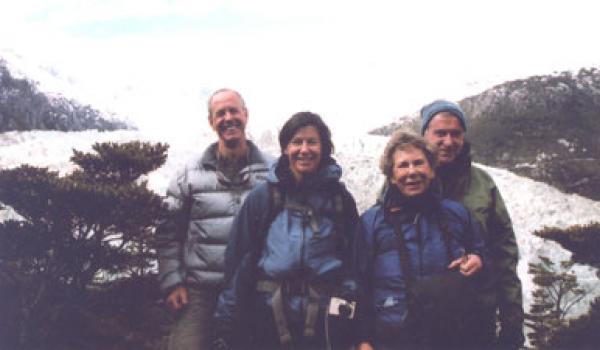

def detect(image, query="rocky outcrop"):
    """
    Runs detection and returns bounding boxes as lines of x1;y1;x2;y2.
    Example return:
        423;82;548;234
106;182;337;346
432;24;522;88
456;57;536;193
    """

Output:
0;59;129;132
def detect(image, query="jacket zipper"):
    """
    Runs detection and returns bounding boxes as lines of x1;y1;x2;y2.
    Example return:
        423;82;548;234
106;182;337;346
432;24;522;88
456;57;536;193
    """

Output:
300;218;306;272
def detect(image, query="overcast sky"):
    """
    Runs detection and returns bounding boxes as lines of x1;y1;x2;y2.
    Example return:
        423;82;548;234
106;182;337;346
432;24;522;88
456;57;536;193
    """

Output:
1;0;599;137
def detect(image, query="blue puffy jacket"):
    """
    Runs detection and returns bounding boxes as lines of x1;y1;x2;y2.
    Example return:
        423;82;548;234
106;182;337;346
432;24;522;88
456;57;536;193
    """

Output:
359;183;487;343
214;156;362;345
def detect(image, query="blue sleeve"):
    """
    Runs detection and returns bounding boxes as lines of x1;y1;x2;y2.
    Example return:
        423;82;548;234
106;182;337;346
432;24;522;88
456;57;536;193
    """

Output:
455;202;489;265
214;183;270;332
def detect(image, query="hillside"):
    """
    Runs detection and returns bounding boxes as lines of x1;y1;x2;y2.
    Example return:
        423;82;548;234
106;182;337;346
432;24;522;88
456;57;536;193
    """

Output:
2;129;600;348
370;68;600;200
0;57;129;132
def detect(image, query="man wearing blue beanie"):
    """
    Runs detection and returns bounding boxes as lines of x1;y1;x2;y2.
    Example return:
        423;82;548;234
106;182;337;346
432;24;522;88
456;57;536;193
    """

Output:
421;99;525;350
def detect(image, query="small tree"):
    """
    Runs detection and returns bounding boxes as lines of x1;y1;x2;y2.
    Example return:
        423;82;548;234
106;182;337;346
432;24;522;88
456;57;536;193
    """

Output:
536;223;600;269
531;223;600;349
526;255;588;349
549;297;600;349
0;141;168;349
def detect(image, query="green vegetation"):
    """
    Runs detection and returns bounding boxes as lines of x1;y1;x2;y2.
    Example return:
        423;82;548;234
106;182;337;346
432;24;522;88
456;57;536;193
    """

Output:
526;256;588;348
526;223;600;349
0;141;170;349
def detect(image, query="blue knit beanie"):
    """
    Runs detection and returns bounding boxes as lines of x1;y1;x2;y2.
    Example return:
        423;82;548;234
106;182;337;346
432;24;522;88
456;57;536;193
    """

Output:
420;99;467;135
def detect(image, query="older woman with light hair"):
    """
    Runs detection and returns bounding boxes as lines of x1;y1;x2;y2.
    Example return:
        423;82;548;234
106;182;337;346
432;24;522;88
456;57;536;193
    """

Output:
357;130;488;350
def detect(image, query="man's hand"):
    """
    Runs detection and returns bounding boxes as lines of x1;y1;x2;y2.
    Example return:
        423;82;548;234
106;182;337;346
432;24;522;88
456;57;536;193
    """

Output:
166;285;188;311
448;254;483;276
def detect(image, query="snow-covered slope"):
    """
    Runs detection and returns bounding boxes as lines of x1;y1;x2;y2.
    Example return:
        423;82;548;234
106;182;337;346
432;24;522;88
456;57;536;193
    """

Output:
0;49;130;127
1;129;599;319
482;165;600;316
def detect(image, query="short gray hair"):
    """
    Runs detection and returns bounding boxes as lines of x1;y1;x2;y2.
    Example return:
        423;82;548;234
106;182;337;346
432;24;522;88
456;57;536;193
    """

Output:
207;88;246;116
379;130;437;178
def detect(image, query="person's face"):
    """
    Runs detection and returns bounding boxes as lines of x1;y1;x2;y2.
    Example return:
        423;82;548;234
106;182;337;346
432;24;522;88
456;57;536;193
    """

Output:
423;112;465;166
390;146;435;197
285;125;322;182
208;91;248;149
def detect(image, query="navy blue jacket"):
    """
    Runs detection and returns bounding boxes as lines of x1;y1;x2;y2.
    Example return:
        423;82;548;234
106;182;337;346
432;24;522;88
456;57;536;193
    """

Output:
214;156;362;339
358;183;487;342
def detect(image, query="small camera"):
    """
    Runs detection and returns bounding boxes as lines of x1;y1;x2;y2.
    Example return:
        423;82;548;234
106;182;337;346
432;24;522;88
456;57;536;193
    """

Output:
328;297;356;320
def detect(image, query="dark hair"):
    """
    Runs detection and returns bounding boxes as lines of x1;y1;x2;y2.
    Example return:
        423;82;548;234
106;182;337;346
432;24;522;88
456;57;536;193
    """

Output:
380;130;437;178
279;111;334;159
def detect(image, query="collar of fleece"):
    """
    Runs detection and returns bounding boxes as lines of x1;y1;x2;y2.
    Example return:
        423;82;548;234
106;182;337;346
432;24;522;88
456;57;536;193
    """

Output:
383;179;442;224
435;142;473;199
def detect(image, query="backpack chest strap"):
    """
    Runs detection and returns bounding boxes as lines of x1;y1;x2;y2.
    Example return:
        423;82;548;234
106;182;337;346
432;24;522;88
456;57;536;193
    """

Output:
256;279;329;345
284;202;321;237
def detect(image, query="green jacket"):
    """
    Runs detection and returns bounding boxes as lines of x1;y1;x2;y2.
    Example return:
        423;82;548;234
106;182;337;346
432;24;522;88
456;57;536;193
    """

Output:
437;143;524;332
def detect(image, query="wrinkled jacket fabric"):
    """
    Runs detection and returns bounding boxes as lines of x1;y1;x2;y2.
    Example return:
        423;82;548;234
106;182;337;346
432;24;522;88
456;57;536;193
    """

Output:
214;156;362;344
359;184;486;341
438;143;524;330
156;141;271;293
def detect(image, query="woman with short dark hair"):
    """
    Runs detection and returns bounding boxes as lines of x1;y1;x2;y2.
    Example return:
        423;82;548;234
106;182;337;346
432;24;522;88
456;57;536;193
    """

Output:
213;112;363;350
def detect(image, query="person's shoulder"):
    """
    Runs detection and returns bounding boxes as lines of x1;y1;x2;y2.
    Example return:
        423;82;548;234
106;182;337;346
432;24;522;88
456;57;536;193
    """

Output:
334;181;354;199
332;181;359;217
360;203;383;222
247;140;275;167
359;204;384;239
260;152;276;167
171;143;219;182
440;198;471;220
175;143;217;172
244;181;272;208
249;180;270;197
470;165;496;184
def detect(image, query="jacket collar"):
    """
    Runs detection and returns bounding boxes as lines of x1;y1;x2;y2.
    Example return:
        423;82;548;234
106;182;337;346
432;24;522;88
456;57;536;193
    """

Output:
436;141;472;199
268;156;342;190
199;140;270;186
200;140;267;170
382;179;442;223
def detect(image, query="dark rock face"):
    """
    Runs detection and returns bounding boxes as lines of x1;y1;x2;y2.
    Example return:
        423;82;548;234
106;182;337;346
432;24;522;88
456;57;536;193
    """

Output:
0;59;130;132
371;68;600;200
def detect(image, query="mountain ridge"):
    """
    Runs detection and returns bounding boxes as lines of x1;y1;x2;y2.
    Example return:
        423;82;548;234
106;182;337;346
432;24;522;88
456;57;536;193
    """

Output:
370;67;600;201
0;56;130;132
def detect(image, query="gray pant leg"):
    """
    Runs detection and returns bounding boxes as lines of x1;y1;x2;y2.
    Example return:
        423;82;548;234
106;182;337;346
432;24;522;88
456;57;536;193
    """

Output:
168;286;218;350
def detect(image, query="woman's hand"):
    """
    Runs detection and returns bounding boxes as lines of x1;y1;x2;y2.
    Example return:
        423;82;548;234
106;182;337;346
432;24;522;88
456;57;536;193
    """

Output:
448;254;482;276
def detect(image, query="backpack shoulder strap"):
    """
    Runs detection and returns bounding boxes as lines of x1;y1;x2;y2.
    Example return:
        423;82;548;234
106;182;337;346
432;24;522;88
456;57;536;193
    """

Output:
256;183;285;252
333;188;344;216
437;208;459;261
327;182;351;252
328;181;347;214
268;182;284;224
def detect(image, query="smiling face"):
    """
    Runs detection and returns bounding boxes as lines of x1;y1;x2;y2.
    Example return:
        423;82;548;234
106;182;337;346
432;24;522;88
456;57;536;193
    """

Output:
284;125;322;182
390;145;435;197
208;90;248;149
423;112;465;166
